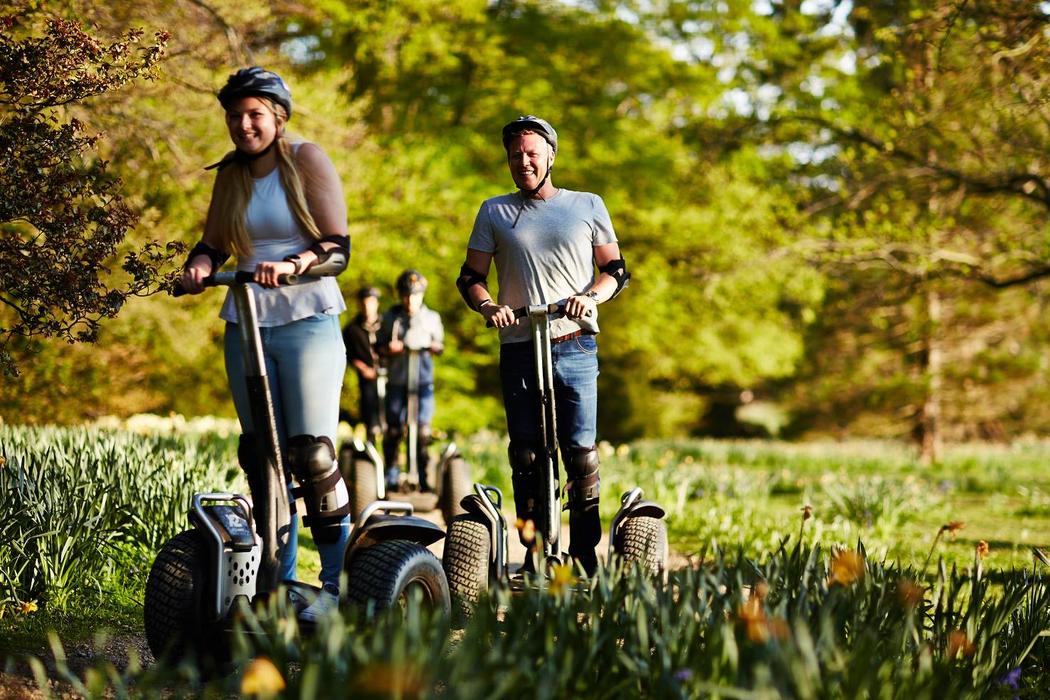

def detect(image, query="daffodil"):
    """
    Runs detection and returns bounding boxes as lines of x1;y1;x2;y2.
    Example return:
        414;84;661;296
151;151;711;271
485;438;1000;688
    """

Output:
548;563;577;595
947;630;975;659
241;656;285;697
828;549;865;586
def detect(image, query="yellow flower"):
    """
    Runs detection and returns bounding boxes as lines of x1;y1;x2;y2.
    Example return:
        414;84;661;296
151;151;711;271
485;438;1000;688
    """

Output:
357;662;424;696
896;579;924;610
241;656;285;697
515;518;536;543
976;540;989;559
828;549;865;586
947;630;975;659
548;563;577;595
19;600;38;615
736;596;788;644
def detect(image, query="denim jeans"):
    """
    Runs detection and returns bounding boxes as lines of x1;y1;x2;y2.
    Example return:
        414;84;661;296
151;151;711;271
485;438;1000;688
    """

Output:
500;334;601;567
224;312;350;590
384;383;435;488
499;334;599;450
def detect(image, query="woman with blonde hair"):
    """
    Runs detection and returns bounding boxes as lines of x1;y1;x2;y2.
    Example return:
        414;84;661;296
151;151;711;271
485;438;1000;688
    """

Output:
180;67;351;622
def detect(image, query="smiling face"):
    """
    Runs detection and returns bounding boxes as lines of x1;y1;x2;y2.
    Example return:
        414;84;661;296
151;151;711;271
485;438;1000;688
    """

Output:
224;96;280;154
506;131;554;192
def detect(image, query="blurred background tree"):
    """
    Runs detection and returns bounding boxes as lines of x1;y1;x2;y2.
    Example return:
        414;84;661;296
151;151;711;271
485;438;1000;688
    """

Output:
1;0;1047;461
0;8;173;375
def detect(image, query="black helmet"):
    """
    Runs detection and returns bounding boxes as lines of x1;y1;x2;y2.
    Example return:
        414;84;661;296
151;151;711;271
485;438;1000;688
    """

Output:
217;67;293;117
502;115;557;153
357;285;381;300
396;269;427;296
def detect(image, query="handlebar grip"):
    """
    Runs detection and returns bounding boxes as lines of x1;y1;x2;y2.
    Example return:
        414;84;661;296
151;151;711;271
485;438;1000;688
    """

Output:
171;272;299;297
484;302;593;327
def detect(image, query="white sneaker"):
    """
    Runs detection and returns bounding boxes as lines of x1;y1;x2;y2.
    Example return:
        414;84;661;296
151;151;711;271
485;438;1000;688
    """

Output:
298;586;339;623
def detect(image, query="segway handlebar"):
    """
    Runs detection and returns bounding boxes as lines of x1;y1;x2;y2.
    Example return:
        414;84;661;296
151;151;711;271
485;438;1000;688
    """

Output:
485;302;594;328
171;270;299;297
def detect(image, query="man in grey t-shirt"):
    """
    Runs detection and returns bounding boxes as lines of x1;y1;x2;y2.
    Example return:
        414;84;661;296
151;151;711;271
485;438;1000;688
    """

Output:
456;115;631;576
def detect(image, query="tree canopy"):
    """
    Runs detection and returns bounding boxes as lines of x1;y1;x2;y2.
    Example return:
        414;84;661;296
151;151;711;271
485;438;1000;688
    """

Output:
2;0;1048;456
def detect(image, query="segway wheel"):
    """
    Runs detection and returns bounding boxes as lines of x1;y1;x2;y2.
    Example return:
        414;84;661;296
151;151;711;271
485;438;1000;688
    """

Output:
337;443;355;483
614;516;668;578
442;515;490;627
144;530;227;667
345;540;451;618
350;457;380;522
439;457;471;524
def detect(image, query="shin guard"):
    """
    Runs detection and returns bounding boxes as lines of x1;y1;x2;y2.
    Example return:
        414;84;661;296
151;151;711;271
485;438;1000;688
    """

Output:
508;441;541;547
565;445;601;575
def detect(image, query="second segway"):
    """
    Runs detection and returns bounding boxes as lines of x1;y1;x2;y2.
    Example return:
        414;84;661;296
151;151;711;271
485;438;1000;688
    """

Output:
442;303;667;619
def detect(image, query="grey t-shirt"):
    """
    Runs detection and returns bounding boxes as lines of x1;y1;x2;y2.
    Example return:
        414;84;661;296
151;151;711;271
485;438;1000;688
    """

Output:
379;304;444;386
467;189;617;344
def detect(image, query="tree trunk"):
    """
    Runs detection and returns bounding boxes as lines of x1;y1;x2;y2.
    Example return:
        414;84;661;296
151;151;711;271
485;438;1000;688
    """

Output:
916;285;942;465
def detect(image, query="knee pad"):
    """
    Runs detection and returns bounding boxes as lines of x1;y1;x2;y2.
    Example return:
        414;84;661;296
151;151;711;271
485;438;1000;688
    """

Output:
564;445;600;512
287;435;349;544
509;441;541;518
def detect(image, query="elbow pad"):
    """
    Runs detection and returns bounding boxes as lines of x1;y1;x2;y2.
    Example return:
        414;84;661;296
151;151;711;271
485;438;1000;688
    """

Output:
598;257;631;299
184;241;230;271
307;235;350;277
456;263;489;310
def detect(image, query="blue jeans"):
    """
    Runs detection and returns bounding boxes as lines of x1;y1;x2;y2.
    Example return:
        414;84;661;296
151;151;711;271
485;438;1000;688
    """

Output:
500;334;601;567
499;335;598;450
384;383;435;488
225;312;350;590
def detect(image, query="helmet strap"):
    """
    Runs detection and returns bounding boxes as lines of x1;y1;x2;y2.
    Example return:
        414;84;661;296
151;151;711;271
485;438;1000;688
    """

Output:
205;135;279;172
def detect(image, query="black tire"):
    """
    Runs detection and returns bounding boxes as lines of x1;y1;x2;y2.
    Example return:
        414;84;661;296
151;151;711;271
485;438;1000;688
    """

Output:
350;457;380;522
337;444;354;484
440;457;471;524
442;515;491;627
144;530;228;668
345;540;451;617
614;516;668;578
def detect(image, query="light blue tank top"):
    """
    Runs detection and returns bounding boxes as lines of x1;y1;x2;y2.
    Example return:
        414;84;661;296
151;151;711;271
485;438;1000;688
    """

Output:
219;154;346;326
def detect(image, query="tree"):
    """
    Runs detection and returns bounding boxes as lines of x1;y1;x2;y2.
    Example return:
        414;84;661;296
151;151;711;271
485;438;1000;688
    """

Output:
0;9;176;375
668;0;1050;456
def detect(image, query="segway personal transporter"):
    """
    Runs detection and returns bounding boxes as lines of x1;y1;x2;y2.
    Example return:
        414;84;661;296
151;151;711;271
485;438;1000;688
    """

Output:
442;303;667;617
345;320;472;525
145;257;450;668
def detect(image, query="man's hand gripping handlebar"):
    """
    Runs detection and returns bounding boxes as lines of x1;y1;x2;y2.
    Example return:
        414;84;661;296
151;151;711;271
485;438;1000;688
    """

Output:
484;301;598;334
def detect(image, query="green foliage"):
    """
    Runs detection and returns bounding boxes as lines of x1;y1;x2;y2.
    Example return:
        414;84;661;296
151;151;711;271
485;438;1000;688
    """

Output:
0;424;238;610
0;9;179;375
28;545;1050;698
